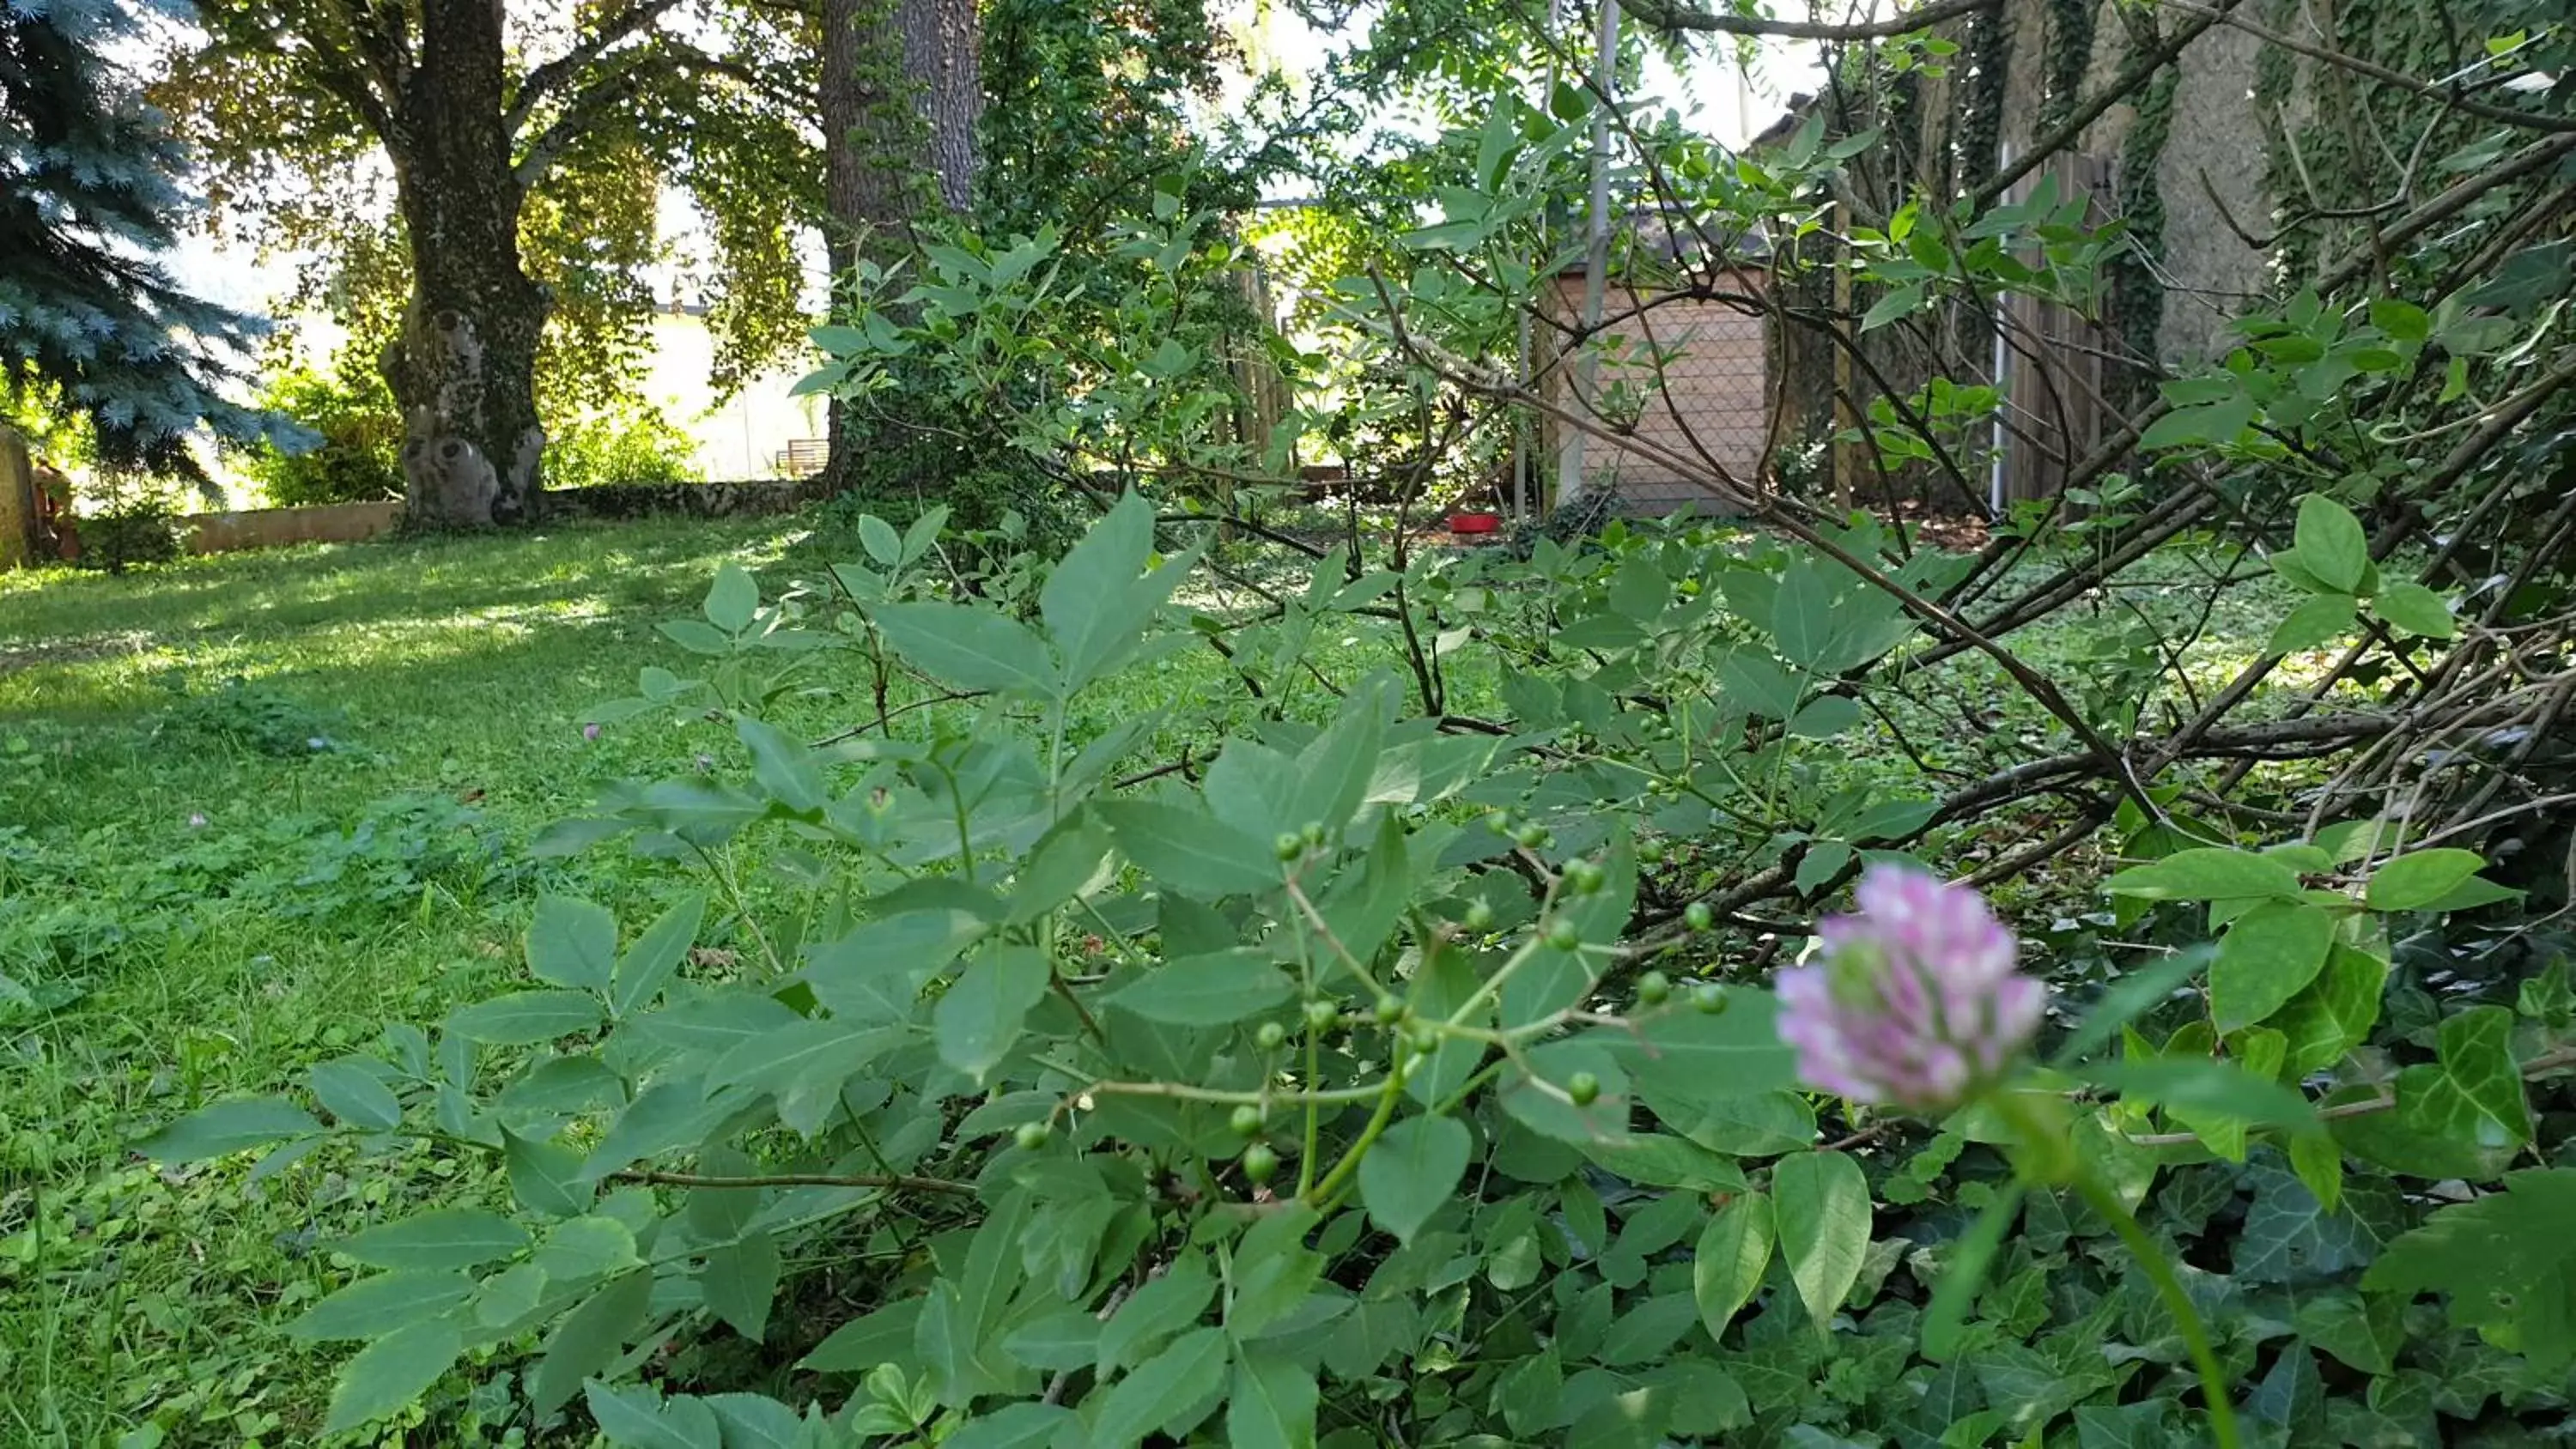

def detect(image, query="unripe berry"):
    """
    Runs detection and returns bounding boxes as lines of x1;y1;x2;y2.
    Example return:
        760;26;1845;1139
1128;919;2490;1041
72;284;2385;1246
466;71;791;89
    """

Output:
1563;858;1606;895
1694;983;1729;1015
1241;1142;1279;1185
1304;998;1340;1032
1255;1021;1287;1051
1373;994;1406;1025
1014;1122;1051;1150
1230;1103;1266;1137
1567;1071;1601;1106
1405;1020;1441;1053
1636;970;1672;1006
1545;919;1581;951
1300;821;1326;847
1274;832;1305;862
1463;899;1496;931
1683;901;1715;932
1513;822;1549;849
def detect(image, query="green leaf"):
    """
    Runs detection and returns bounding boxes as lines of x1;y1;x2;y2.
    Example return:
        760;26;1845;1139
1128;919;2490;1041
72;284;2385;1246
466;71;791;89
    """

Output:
871;601;1058;696
1100;800;1282;899
1577;1132;1747;1193
2086;1056;2318;1130
1640;1087;1814;1157
1358;1114;1471;1246
1773;1150;1871;1337
2269;594;2357;654
945;1404;1075;1449
2272;946;2387;1074
856;514;902;567
307;1060;401;1131
704;563;759;633
2102;847;2306;902
531;1270;653;1415
504;1128;593;1218
1769;561;1843;670
289;1270;473;1341
1091;1326;1228;1449
2052;945;2213;1065
611;892;707;1020
134;1097;322;1163
1603;990;1798;1099
1921;1183;2025;1361
2295;494;2370;593
528;894;618;993
585;1383;720;1449
1226;1351;1319;1449
2212;901;2337;1033
933;945;1051;1082
1103;947;1291;1028
476;1263;548;1328
1041;494;1159;689
2364;1169;2576;1368
702;1228;781;1343
341;1208;531;1271
1692;1191;1774;1343
2371;581;2456;638
737;717;826;814
1860;282;1926;332
2366;848;2488;911
1499;1039;1630;1143
1097;1254;1215;1374
2398;1004;2530;1151
321;1319;464;1435
531;1214;641;1283
448;989;605;1046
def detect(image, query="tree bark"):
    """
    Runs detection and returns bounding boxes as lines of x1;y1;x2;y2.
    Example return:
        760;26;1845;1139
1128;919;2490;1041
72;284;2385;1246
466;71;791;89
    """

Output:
818;0;980;494
382;0;551;527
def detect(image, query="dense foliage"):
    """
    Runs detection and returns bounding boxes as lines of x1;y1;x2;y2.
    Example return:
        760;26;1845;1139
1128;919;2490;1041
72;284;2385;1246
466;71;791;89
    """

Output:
53;2;2576;1446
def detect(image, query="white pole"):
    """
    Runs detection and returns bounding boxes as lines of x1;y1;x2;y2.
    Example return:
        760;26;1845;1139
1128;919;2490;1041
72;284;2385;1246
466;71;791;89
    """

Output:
1557;0;1619;508
1511;0;1563;523
1989;142;2012;516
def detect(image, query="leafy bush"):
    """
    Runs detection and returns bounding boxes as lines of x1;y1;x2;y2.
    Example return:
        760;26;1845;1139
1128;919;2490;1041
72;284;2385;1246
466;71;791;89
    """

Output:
544;404;704;491
155;673;346;756
73;476;183;573
243;364;405;506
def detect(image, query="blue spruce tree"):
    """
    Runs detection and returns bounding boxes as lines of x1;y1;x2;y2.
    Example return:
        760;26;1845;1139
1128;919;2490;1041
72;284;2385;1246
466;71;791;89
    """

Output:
0;0;292;479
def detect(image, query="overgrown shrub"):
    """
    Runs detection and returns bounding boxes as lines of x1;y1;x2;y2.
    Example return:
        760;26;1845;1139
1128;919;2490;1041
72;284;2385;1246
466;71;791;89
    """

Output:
544;405;704;491
73;477;182;573
243;364;404;506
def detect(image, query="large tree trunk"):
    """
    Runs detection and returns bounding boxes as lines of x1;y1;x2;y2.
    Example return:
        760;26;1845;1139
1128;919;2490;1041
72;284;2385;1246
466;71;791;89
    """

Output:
382;0;550;527
818;0;980;494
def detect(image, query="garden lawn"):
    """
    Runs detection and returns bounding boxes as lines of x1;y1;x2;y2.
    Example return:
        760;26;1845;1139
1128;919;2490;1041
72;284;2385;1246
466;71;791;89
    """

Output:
0;517;863;1446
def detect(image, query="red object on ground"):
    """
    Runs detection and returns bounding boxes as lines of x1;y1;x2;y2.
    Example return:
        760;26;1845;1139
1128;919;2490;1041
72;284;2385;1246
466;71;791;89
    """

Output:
1449;510;1502;534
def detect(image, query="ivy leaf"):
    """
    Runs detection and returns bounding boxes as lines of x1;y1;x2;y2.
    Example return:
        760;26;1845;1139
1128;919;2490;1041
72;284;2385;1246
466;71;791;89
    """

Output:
2364;1169;2576;1368
2397;1005;2530;1152
1692;1191;1774;1343
933;946;1052;1082
527;894;618;993
2366;848;2487;912
2294;494;2371;592
134;1097;322;1163
1091;1326;1229;1449
320;1319;464;1435
1358;1114;1471;1246
2272;946;2387;1075
2211;901;2336;1033
1103;947;1293;1027
1773;1150;1871;1338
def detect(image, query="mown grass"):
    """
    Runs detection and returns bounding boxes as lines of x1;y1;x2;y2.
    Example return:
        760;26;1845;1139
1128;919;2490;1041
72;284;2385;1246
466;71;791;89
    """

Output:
0;512;2301;1446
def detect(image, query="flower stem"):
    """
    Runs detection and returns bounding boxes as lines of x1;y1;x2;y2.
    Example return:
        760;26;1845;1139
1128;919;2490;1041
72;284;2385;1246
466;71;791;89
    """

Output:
2072;1172;2241;1449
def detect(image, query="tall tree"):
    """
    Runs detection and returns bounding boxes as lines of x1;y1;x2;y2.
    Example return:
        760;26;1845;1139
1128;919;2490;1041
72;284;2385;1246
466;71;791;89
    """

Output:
0;0;285;481
817;0;978;493
173;0;802;526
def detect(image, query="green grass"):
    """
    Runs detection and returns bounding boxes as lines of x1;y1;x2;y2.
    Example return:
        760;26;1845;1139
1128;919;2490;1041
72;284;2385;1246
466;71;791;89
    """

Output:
0;518;855;1447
